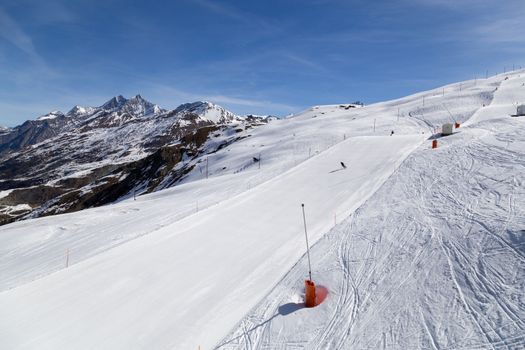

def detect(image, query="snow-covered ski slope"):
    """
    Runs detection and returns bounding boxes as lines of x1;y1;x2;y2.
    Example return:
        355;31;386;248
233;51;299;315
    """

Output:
220;74;525;349
0;71;521;349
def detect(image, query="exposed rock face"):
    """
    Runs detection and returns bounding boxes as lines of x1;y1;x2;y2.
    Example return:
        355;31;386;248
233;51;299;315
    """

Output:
0;96;272;225
0;113;70;154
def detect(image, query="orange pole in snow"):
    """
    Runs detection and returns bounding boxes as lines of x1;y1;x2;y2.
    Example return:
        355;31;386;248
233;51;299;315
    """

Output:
305;280;316;307
432;140;438;149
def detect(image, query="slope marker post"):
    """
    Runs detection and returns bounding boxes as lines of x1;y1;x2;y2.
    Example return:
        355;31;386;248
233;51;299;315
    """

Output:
302;203;317;307
301;204;312;282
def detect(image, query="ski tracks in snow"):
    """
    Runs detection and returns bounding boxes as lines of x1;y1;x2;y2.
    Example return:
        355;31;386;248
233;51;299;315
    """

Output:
218;77;525;349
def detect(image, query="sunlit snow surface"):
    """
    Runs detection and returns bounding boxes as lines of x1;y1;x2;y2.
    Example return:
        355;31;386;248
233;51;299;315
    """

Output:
0;72;524;349
219;74;525;349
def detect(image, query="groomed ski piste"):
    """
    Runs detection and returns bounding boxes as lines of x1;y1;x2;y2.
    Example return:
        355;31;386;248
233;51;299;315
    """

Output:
1;71;524;349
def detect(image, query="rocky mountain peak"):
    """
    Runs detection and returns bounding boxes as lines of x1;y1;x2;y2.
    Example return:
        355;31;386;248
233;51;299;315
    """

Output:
174;101;210;114
67;105;95;117
101;95;128;111
99;94;162;117
122;94;162;116
37;111;65;121
173;101;237;123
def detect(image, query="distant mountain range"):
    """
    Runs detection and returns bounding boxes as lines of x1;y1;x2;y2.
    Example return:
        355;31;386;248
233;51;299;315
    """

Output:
0;95;276;225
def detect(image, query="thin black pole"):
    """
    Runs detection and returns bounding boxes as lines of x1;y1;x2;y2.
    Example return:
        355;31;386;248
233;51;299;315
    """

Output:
301;203;312;281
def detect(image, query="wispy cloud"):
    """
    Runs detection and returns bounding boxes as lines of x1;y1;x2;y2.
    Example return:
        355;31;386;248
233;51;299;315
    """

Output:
203;94;298;112
281;53;327;72
35;0;75;23
0;5;60;82
191;0;278;33
385;0;525;54
306;28;411;45
192;0;247;22
400;0;487;10
140;81;298;115
0;7;38;58
468;1;525;47
473;18;525;44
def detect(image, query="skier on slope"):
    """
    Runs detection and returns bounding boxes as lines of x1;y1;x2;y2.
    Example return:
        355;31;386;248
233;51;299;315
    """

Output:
340;162;347;169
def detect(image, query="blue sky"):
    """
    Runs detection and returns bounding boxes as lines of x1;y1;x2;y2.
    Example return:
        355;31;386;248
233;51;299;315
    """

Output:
0;0;524;126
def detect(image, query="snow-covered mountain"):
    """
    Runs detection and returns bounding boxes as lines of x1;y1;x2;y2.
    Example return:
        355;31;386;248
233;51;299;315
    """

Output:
36;110;65;121
173;101;238;123
0;96;273;225
100;94;164;116
0;71;523;349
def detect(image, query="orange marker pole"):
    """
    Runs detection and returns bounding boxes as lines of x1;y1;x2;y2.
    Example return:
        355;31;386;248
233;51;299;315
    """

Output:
305;279;316;307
